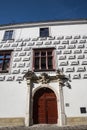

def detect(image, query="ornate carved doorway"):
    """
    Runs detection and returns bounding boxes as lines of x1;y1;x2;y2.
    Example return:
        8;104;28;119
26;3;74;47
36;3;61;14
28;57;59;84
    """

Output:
33;87;58;124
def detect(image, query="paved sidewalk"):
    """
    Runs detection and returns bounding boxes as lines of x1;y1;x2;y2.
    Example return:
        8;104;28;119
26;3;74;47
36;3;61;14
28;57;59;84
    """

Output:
0;124;87;130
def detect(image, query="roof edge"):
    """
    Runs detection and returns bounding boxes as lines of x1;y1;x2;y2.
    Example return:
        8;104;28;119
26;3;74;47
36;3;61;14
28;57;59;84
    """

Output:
0;19;87;30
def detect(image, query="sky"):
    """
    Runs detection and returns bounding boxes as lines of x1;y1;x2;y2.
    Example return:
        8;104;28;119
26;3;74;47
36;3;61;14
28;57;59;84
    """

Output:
0;0;87;25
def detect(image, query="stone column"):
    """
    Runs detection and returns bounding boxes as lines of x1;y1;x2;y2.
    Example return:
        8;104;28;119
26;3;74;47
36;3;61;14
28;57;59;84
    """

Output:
25;77;32;126
59;83;66;125
24;71;35;126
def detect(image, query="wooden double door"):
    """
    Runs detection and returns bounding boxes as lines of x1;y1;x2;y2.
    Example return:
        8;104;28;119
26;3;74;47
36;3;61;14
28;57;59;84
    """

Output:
33;88;58;124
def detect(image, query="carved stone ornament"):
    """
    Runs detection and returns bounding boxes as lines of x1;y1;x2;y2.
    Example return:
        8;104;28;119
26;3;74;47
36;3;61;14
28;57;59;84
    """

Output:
38;73;50;84
24;69;71;88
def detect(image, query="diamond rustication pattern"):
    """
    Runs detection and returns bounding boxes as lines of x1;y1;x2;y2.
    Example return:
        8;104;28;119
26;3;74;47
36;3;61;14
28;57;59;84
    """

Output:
0;34;87;81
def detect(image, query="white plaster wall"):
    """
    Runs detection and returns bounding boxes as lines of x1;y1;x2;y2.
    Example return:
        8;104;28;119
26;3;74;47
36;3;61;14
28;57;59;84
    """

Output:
51;24;87;36
0;81;27;117
63;79;87;117
0;22;87;118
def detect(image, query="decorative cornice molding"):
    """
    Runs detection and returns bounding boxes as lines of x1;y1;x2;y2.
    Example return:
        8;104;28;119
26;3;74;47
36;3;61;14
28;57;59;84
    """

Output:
24;70;71;88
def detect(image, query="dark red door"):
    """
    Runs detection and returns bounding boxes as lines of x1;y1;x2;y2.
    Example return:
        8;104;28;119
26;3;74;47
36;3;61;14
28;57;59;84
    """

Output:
33;88;58;124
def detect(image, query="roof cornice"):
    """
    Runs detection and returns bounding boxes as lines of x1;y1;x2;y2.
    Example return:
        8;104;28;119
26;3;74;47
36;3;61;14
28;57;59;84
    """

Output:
0;19;87;30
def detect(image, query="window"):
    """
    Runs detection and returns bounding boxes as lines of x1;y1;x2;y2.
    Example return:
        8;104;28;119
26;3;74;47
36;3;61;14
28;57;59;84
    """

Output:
33;48;55;71
3;30;13;41
0;50;12;73
40;28;49;37
80;107;86;114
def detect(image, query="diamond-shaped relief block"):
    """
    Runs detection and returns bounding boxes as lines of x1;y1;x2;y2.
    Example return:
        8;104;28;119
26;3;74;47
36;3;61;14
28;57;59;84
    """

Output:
6;76;15;81
63;50;72;54
19;52;26;56
68;55;76;59
53;41;60;45
14;58;21;62
11;43;18;47
23;47;31;51
59;61;68;66
56;50;61;55
3;44;10;48
20;42;26;46
15;47;22;51
27;42;35;46
79;40;86;44
66;67;75;72
7;39;14;43
23;57;30;61
77;67;86;72
74;50;82;54
22;69;28;74
32;38;38;41
71;61;79;65
48;37;55;40
84;50;87;53
1;40;7;43
65;36;72;39
68;45;76;49
45;41;51;45
23;38;30;42
82;61;87;65
39;37;47;40
36;42;43;45
58;45;66;49
82;35;87;39
73;74;81;79
62;40;69;44
0;76;5;81
78;55;85;59
18;63;25;68
57;36;64;40
59;56;66;60
74;35;81;39
78;44;85;49
83;74;87;79
16;76;24;81
12;69;20;74
70;40;78;44
16;39;23;42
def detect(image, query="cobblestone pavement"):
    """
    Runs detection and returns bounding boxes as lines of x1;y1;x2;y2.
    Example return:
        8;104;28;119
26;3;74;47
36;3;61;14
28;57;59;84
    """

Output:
0;124;87;130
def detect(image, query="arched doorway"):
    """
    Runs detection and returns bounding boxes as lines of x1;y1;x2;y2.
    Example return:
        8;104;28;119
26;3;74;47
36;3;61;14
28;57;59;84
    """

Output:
33;87;58;124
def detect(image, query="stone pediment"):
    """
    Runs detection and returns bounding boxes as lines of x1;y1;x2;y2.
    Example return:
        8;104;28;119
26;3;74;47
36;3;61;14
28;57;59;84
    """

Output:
24;70;71;88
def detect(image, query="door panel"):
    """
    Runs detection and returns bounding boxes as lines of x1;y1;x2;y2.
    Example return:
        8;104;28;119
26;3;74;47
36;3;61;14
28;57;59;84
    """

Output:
46;99;57;123
33;88;58;124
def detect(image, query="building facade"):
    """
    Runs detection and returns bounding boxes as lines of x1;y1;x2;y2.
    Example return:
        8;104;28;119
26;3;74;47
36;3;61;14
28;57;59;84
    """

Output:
0;20;87;126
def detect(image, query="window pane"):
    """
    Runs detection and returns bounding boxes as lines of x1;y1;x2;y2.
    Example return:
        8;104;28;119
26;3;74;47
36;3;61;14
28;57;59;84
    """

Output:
48;57;53;69
35;57;39;69
0;55;4;59
40;28;49;37
33;48;55;71
0;60;3;70
35;52;40;56
5;54;11;58
41;52;46;56
41;57;46;69
47;51;52;56
3;60;10;71
3;30;13;40
0;51;11;72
